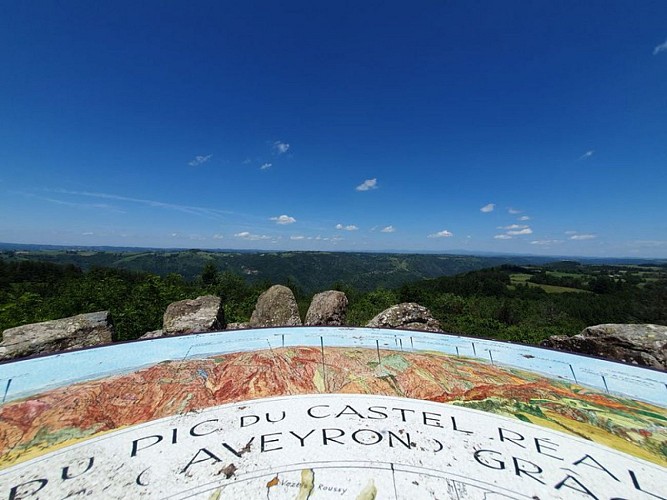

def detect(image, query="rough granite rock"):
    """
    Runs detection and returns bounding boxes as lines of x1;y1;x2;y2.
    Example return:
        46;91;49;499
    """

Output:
225;322;250;331
0;311;114;361
541;323;667;370
139;330;164;339
366;302;443;333
305;290;348;326
163;295;225;335
249;285;302;327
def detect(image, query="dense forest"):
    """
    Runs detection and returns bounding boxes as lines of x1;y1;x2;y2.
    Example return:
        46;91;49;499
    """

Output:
0;247;568;293
1;255;665;345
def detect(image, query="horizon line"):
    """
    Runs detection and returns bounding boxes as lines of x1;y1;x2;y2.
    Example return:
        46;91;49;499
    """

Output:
0;241;665;262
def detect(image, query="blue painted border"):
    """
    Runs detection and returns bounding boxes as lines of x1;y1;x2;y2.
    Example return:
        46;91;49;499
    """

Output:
1;327;666;406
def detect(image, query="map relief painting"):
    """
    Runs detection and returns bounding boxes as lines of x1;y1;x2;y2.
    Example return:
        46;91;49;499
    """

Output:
0;327;665;499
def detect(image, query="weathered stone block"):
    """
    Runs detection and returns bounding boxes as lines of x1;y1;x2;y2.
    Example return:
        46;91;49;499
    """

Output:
305;290;348;326
366;302;442;332
249;285;301;327
0;311;114;361
542;323;667;370
163;295;225;335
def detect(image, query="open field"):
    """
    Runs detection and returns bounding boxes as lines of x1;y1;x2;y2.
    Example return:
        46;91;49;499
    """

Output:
509;273;590;294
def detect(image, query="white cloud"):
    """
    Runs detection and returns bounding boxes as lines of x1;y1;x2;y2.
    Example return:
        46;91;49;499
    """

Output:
508;208;521;215
242;158;252;165
564;230;578;235
570;233;596;240
270;214;296;225
82;231;94;236
273;141;290;155
290;235;305;240
428;230;454;238
531;240;562;245
212;234;224;239
518;215;531;221
480;203;495;213
494;234;512;240
188;154;213;167
356;178;378;191
578;150;594;160
653;39;667;55
380;225;396;233
234;231;270;241
52;189;231;219
507;227;533;235
260;163;272;170
336;223;358;231
497;224;528;230
630;240;667;248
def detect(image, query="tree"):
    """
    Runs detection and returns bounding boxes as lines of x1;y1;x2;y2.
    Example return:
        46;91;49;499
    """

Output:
201;262;219;286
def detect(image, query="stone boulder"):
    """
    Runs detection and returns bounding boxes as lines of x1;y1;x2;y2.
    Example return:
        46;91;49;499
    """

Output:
226;322;250;331
163;295;225;335
366;302;443;333
139;329;164;340
305;291;348;326
541;324;667;370
249;285;302;327
0;311;114;361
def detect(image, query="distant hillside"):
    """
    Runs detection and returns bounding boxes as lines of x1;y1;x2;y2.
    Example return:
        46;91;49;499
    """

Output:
2;251;665;343
0;247;568;293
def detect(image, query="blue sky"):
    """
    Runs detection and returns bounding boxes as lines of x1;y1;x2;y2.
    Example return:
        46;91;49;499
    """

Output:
1;1;666;257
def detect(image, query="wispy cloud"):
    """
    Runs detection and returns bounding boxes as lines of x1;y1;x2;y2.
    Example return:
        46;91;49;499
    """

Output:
51;189;232;219
518;215;531;221
380;225;396;233
570;233;596;240
578;150;594;160
336;223;359;231
507;227;533;235
428;230;453;238
188;154;212;167
508;208;521;215
531;239;562;245
653;39;667;55
630;240;667;248
290;235;305;240
496;224;532;237
270;214;296;225
273;141;290;155
234;231;270;241
212;234;224;240
356;178;378;191
260;163;272;170
480;203;495;213
19;192;126;214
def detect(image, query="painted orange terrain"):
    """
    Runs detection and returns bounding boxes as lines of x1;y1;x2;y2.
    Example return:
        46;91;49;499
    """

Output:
1;346;665;469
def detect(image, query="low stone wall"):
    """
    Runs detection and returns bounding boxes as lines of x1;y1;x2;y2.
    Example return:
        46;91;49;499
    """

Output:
3;292;665;371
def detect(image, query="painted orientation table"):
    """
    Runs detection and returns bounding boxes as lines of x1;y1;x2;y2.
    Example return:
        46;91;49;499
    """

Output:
0;327;665;499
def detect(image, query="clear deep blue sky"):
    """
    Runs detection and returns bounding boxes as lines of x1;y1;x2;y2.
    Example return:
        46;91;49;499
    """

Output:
1;1;666;257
